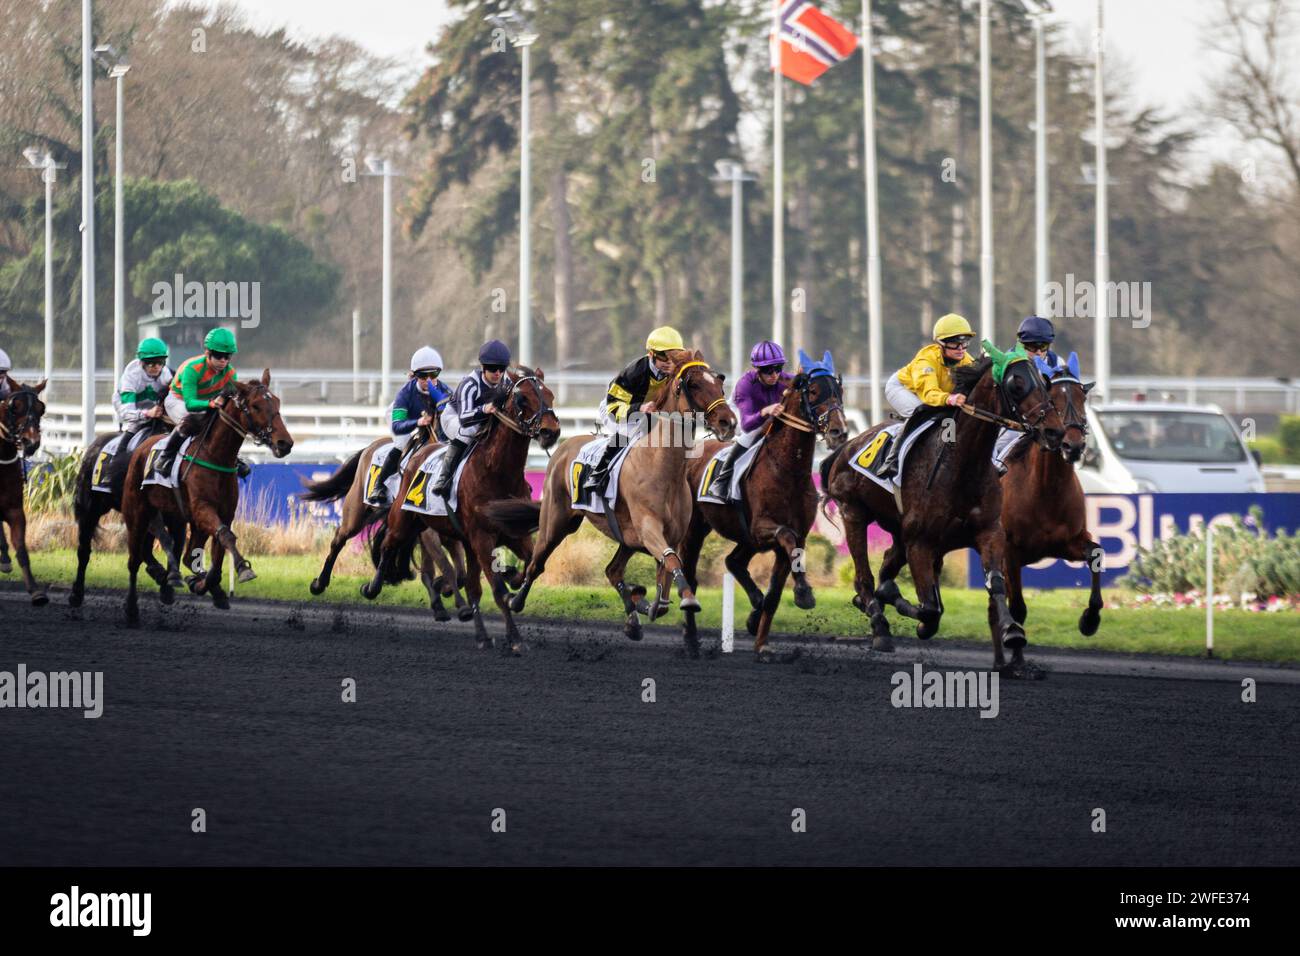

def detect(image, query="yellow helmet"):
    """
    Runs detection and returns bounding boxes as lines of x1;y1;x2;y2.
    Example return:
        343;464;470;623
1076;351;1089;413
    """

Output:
645;326;685;353
932;313;973;342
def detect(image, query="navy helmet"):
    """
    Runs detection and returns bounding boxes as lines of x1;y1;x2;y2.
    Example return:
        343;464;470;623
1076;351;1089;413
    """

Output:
1017;315;1055;344
478;339;511;367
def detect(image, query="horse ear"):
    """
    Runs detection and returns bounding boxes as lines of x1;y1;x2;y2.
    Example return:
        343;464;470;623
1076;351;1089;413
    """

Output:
261;368;271;387
535;367;544;381
716;371;725;383
822;350;833;370
1083;382;1096;394
32;379;47;394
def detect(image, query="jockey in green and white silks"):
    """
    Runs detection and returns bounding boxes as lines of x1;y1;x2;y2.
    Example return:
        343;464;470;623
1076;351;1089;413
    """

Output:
107;338;174;476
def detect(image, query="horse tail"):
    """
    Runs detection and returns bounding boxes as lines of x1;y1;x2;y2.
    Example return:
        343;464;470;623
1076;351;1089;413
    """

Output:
368;521;417;584
818;443;848;524
299;448;364;503
72;435;109;542
481;498;541;537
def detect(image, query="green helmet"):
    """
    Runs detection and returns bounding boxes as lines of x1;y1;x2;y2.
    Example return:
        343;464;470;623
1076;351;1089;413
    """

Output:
204;327;237;354
137;337;169;361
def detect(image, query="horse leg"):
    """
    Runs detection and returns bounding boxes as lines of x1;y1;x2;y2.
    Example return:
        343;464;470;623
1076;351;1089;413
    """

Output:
472;529;524;656
636;516;697;616
840;503;892;650
1068;534;1105;637
0;519;10;573
875;541;922;621
509;508;580;614
5;507;47;606
753;552;792;659
70;497;106;607
123;508;153;627
461;546;493;651
142;513;175;605
606;543;647;641
1005;552;1027;626
163;514;187;589
904;543;943;640
678;517;709;657
976;528;1028;676
767;523;813;610
723;544;764;635
419;546;451;622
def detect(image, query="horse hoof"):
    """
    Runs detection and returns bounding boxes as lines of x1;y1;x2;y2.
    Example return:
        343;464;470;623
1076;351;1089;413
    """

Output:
457;606;476;622
874;579;901;605
309;578;327;596
508;592;527;614
124;607;140;628
916;621;938;641
477;638;492;651
746;608;762;636
237;566;257;584
433;605;451;622
1078;608;1101;637
0;559;11;574
31;591;49;608
625;620;643;642
68;591;84;608
753;646;775;664
633;599;652;615
360;583;379;601
167;572;184;589
794;586;815;610
186;576;203;595
871;634;895;652
679;595;701;613
159;586;175;606
1002;623;1027;649
212;594;231;610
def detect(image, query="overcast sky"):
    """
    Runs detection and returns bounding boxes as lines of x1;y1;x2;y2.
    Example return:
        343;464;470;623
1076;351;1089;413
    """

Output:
191;0;1249;169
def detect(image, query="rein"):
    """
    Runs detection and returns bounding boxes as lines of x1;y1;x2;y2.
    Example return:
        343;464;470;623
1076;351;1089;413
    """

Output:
183;384;281;477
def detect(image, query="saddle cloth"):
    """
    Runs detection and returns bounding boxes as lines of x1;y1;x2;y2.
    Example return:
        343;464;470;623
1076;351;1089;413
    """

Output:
399;443;473;517
846;418;939;494
139;437;196;490
90;429;153;494
696;438;765;505
569;434;635;515
364;439;426;509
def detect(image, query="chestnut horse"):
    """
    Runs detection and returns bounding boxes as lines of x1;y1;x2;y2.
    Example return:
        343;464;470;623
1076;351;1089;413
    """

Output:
821;353;1066;676
362;367;560;655
299;436;471;621
121;371;294;624
1000;363;1104;637
487;350;737;645
0;379;49;605
680;368;849;657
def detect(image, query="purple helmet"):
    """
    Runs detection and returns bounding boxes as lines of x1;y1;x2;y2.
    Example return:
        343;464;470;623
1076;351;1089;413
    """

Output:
750;340;786;368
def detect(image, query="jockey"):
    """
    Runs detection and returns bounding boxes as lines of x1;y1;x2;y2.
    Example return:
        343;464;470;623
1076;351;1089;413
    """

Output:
706;340;793;498
583;325;684;495
366;346;453;506
992;316;1060;475
877;312;976;479
154;327;245;478
0;348;12;399
108;337;174;476
431;339;510;499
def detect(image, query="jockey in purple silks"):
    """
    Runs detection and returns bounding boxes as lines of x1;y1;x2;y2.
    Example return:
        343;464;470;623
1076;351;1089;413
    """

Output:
706;340;794;499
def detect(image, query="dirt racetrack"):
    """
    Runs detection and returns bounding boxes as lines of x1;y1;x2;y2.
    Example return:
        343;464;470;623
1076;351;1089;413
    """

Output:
1;587;1296;867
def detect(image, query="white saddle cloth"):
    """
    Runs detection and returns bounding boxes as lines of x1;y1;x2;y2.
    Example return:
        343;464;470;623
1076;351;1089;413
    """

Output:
399;443;473;517
139;437;196;490
570;434;635;515
696;438;765;505
846;418;938;494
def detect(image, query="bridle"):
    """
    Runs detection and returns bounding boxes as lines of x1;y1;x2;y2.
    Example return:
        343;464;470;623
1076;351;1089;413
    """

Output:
215;382;284;448
491;371;556;441
1049;375;1089;436
0;387;45;464
961;361;1054;440
670;360;729;436
771;372;844;437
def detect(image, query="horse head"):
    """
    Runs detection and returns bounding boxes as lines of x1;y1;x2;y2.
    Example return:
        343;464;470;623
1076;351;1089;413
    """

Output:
504;366;561;449
1;380;47;458
1037;352;1093;463
664;350;736;442
794;349;848;447
231;370;293;458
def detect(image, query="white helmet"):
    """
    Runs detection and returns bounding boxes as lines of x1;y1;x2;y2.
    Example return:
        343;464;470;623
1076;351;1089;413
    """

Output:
0;348;10;371
410;346;443;373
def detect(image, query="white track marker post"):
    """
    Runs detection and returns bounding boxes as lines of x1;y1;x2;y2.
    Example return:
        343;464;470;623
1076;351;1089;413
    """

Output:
721;572;735;653
1205;522;1214;658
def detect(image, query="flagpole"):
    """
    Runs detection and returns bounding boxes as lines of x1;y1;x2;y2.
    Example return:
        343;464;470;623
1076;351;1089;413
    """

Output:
772;31;785;346
862;0;883;424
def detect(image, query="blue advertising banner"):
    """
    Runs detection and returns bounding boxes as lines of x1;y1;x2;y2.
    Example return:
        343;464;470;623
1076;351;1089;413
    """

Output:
966;493;1300;588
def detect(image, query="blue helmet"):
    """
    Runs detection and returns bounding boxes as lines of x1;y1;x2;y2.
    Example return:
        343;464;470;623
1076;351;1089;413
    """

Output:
478;339;511;367
1017;315;1055;344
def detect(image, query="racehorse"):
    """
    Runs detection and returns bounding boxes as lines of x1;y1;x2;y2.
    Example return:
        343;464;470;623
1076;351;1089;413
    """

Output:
1000;356;1104;637
362;366;560;655
820;347;1066;677
486;350;737;646
69;418;176;608
680;366;849;657
0;379;49;605
299;436;472;621
120;371;293;625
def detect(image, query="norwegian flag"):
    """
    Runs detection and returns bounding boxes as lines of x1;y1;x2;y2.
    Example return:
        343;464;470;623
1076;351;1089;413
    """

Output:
771;1;860;86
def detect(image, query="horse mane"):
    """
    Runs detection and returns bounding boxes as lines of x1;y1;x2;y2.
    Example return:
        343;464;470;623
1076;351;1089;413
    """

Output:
951;356;992;396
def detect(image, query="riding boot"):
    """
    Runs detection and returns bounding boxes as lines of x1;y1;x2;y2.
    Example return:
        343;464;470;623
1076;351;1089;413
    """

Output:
707;444;738;499
153;426;188;477
236;458;252;479
582;440;622;496
877;441;901;480
431;440;467;498
367;446;401;506
107;426;140;484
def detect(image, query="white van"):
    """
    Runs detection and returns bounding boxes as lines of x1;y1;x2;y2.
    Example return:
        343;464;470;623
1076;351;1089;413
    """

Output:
1076;401;1266;493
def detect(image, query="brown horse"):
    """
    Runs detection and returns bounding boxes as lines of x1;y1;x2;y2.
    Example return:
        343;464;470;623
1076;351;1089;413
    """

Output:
680;368;849;657
820;353;1066;676
299;436;471;621
362;367;560;655
487;350;737;646
1000;367;1104;637
0;378;49;605
121;371;294;625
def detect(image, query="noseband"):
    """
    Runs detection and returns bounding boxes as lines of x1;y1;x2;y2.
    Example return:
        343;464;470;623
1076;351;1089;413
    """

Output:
491;373;555;440
217;384;283;447
671;361;729;435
